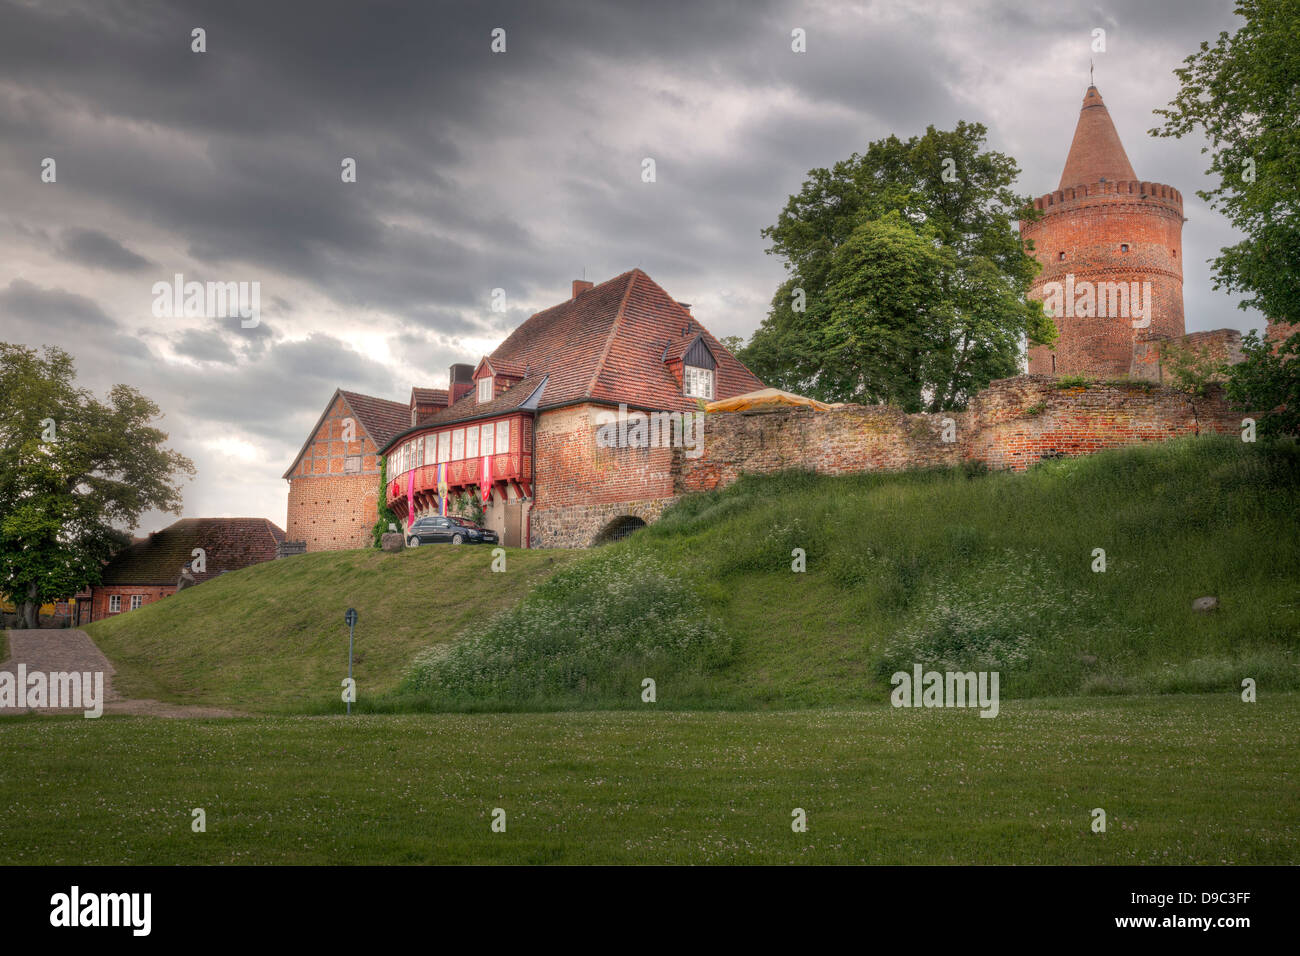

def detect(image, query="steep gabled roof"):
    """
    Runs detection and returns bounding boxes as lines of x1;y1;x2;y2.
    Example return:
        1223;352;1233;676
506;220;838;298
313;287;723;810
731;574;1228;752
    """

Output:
1058;85;1138;189
282;389;408;479
378;269;765;453
491;268;762;410
100;518;285;586
339;390;409;446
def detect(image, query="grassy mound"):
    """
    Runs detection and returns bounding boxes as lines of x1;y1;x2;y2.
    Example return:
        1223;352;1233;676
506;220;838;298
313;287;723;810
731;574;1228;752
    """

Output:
87;437;1300;713
85;545;574;712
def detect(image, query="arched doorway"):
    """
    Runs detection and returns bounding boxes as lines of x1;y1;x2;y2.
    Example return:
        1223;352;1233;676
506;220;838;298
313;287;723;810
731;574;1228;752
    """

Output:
593;515;646;546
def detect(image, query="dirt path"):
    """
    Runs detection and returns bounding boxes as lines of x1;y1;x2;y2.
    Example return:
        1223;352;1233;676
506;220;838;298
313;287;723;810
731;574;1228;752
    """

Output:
1;629;244;718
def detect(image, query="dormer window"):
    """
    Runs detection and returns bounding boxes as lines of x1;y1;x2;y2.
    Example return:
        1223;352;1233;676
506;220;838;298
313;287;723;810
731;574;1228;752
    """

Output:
684;365;714;400
477;377;493;403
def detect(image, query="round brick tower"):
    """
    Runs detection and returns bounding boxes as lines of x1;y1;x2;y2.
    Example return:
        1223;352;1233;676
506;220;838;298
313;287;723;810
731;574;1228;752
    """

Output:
1022;86;1186;376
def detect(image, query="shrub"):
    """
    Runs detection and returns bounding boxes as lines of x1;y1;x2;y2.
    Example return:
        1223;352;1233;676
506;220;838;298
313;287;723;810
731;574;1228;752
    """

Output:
403;550;733;705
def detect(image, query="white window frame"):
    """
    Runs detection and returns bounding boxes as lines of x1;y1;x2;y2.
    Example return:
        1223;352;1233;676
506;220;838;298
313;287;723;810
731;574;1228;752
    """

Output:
477;377;493;403
684;365;715;400
130;595;143;611
424;437;436;465
452;428;465;460
466;424;479;458
495;420;510;454
481;422;494;457
109;594;121;613
438;431;451;462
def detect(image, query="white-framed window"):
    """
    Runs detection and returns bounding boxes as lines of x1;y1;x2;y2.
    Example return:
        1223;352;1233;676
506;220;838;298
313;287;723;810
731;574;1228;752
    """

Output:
684;365;715;399
438;431;451;462
466;424;479;458
451;428;464;460
424;437;436;465
495;420;510;454
109;594;121;613
481;422;495;457
478;377;493;403
343;455;361;474
130;595;143;611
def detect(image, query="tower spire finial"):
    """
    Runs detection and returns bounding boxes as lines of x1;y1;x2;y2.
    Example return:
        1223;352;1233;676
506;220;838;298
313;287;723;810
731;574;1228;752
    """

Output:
1090;59;1094;86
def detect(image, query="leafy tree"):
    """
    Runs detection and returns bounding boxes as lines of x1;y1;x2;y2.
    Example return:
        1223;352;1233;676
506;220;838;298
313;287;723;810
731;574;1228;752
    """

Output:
1225;329;1300;438
1150;0;1300;326
740;121;1054;412
371;455;401;547
0;344;194;627
453;491;486;526
1162;342;1230;398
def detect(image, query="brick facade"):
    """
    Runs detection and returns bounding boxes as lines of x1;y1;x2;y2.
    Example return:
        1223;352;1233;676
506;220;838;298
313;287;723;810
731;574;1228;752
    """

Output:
1022;87;1187;377
530;403;679;548
284;394;388;550
679;376;1243;492
1023;181;1185;377
85;584;175;624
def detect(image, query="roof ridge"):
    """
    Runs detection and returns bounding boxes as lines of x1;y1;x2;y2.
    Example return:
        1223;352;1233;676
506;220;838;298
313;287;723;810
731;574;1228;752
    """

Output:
584;270;639;400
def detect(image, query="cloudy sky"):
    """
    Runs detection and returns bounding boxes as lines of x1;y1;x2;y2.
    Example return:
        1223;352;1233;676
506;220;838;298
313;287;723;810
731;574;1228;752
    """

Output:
0;0;1257;532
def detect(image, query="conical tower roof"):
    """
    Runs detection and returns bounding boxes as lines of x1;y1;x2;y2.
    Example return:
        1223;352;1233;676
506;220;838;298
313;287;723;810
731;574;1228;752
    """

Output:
1057;86;1137;189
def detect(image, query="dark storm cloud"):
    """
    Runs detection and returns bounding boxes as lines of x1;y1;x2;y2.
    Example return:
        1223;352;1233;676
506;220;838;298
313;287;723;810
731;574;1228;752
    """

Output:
170;327;237;365
58;227;152;271
0;278;120;332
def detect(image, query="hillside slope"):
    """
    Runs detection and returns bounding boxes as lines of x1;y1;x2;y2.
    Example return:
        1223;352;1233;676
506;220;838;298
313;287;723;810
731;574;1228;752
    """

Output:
88;437;1300;712
85;546;574;711
400;436;1300;710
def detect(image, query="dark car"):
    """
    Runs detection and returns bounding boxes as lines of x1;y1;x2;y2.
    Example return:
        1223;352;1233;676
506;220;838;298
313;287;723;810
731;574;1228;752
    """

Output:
406;515;496;546
449;516;498;545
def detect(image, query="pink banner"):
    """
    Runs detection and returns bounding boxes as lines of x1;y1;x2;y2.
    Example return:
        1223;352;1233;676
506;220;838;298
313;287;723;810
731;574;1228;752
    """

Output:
480;455;492;505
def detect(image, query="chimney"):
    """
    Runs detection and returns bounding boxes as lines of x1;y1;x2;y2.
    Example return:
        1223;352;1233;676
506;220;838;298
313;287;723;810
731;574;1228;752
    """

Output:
572;279;594;299
449;363;475;404
677;302;692;315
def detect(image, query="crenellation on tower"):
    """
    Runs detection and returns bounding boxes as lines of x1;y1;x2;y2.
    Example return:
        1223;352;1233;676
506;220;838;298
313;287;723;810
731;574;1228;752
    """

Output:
1021;86;1187;377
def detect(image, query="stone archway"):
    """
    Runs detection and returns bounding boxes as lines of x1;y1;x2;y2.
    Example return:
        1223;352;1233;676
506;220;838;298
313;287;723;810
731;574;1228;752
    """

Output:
593;515;647;546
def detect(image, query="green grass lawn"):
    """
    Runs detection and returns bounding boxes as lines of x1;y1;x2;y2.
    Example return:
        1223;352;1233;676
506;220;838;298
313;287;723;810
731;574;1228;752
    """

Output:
84;545;576;711
1;693;1295;864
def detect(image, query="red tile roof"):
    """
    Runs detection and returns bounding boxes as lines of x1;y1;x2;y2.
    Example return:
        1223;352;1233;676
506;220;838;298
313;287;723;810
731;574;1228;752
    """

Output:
340;390;409;447
100;518;285;586
283;389;409;478
411;387;448;406
379;269;765;452
481;358;526;378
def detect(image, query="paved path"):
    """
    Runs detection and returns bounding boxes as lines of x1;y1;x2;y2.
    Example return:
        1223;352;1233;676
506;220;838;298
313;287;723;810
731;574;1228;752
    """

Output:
1;629;242;718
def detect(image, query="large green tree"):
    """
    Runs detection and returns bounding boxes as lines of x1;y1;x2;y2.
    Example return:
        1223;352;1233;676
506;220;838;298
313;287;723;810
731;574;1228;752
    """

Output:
1150;0;1300;327
741;121;1054;411
0;344;194;627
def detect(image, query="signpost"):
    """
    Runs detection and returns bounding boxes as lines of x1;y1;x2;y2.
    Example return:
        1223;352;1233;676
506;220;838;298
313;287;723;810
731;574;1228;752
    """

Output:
344;607;358;715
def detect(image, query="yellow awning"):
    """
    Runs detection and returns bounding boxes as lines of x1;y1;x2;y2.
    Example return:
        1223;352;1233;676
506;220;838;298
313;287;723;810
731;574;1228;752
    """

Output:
706;388;832;413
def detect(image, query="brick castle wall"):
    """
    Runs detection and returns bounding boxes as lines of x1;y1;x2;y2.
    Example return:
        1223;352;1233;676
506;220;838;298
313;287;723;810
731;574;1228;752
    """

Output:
285;395;383;551
679;375;1243;492
1022;181;1185;377
531;403;679;548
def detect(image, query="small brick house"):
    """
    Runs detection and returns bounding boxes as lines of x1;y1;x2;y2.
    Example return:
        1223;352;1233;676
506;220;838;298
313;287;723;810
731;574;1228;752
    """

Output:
78;517;285;624
288;269;765;549
282;389;413;550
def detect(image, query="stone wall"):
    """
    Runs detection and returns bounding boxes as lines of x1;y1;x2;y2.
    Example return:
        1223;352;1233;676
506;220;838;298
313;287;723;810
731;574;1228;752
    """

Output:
678;375;1243;493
